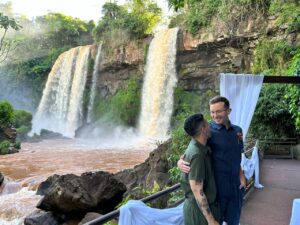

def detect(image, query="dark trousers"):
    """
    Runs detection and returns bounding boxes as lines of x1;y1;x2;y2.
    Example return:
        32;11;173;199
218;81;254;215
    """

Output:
218;187;245;225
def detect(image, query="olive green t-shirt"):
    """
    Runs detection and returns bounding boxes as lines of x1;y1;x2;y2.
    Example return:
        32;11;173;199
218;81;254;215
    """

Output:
180;138;217;204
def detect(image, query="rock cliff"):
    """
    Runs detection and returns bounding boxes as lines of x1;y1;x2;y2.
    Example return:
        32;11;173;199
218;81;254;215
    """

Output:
94;16;299;99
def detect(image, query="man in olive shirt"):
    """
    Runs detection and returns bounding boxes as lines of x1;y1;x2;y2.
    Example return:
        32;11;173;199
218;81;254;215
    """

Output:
180;114;220;225
179;96;246;225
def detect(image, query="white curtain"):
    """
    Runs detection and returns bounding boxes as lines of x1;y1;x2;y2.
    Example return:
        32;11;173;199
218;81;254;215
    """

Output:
220;73;264;188
220;73;264;140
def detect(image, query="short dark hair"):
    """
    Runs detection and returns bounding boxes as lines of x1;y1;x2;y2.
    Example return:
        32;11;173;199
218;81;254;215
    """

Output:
209;96;230;108
184;114;205;137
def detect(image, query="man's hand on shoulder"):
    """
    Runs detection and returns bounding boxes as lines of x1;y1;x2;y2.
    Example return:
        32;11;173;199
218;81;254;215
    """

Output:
177;154;191;173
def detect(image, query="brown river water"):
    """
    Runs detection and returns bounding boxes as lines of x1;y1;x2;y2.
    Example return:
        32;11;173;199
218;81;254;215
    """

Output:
0;138;153;224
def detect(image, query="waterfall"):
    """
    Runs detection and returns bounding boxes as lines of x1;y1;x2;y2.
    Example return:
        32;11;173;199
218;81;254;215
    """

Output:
87;44;102;123
138;28;179;139
31;46;91;137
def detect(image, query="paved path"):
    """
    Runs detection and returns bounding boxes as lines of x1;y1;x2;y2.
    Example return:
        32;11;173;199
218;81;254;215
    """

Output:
240;159;300;225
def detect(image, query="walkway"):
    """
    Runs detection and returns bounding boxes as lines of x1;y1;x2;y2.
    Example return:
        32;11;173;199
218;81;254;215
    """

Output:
241;159;300;225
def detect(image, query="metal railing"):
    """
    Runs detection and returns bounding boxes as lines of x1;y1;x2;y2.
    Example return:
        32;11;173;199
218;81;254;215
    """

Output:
84;183;181;225
259;138;297;159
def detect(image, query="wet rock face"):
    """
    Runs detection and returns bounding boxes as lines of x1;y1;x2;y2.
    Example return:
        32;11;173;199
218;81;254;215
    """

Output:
97;39;150;97
177;34;258;94
115;140;171;197
24;211;60;225
36;171;126;215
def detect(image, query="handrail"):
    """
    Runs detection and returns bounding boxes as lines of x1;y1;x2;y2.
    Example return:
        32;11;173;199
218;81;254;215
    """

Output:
84;183;181;225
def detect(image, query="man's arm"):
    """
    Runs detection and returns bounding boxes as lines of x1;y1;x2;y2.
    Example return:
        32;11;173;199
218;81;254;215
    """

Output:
189;180;219;225
177;154;191;173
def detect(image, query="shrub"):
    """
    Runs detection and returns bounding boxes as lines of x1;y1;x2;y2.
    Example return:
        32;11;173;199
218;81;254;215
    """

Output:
94;76;141;126
248;84;297;139
0;100;14;126
269;0;300;33
251;39;295;75
12;109;32;140
0;140;11;154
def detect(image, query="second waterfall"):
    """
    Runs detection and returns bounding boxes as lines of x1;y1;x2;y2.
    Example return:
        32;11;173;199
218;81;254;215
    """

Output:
138;28;179;140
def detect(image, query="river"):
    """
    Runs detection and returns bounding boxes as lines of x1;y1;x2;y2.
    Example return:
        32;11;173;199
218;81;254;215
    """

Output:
0;138;153;224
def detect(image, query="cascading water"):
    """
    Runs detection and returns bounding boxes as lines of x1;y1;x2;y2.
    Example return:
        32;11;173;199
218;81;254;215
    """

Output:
31;46;91;137
87;44;102;123
138;28;179;140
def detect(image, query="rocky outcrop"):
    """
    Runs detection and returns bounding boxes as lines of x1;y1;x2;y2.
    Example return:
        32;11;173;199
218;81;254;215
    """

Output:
176;14;300;96
36;171;126;216
115;140;171;199
0;125;17;143
0;124;19;154
177;34;258;94
97;39;151;96
39;129;65;139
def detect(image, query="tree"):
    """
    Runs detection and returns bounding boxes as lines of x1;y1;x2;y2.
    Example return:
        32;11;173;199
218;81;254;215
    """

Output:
36;13;94;48
93;1;161;42
0;12;21;62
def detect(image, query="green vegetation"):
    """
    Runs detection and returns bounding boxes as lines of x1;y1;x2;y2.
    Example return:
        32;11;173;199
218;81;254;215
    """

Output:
0;100;33;140
168;0;298;35
269;0;300;33
249;84;297;139
0;100;14;126
12;109;32;140
36;13;94;48
93;1;161;42
0;100;29;154
94;76;141;126
249;37;300;136
251;39;296;75
285;52;300;130
0;2;95;110
0;139;20;155
0;140;10;154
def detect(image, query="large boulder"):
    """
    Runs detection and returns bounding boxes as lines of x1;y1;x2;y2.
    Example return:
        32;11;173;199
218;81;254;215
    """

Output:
39;129;64;139
114;140;171;200
36;171;126;215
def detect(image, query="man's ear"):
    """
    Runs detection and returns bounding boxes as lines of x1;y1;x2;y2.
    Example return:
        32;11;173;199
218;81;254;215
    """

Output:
227;107;232;114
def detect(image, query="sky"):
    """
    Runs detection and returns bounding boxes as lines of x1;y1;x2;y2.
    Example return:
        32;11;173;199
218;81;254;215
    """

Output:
2;0;171;21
